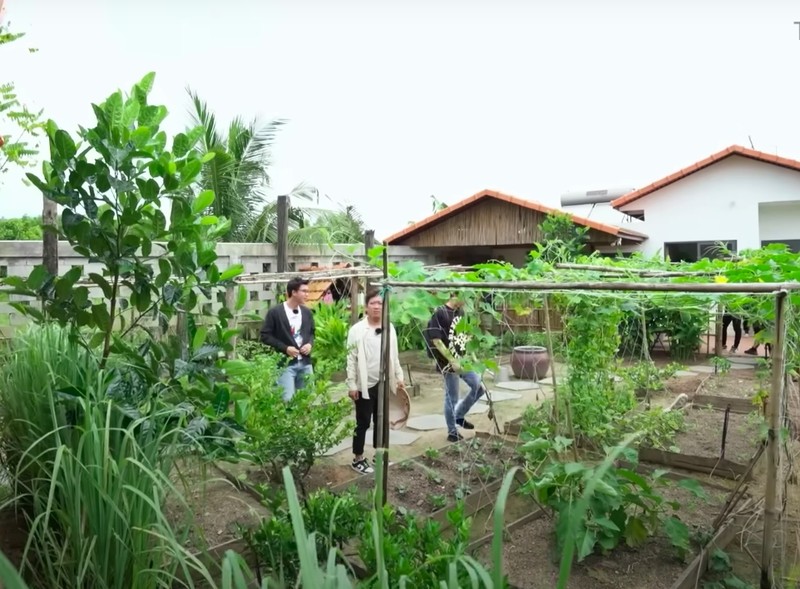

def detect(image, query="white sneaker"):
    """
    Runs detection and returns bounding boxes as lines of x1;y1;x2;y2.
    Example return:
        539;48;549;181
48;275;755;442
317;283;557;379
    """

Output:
351;459;374;475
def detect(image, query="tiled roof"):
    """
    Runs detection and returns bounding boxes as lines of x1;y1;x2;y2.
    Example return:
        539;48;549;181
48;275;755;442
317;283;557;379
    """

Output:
611;145;800;208
384;189;647;244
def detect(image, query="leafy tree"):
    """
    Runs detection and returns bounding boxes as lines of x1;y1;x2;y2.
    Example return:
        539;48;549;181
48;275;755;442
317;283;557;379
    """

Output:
187;90;320;242
288;204;365;245
532;211;589;263
0;215;42;239
0;22;43;177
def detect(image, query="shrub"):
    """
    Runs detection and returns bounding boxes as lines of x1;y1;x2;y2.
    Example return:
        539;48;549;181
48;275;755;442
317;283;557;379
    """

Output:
233;354;352;483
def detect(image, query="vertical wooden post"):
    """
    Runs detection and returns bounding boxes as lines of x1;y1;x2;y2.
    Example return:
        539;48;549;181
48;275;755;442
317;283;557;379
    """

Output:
376;243;391;506
364;229;375;292
276;194;289;274
350;277;360;325
42;198;58;276
760;289;787;589
224;284;238;359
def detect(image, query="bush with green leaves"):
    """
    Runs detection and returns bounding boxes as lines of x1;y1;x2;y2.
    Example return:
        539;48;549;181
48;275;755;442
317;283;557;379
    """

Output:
520;437;705;563
232;354;352;482
241;487;366;584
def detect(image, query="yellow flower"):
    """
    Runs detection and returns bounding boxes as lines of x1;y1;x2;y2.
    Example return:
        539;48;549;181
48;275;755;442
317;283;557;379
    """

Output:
714;275;729;283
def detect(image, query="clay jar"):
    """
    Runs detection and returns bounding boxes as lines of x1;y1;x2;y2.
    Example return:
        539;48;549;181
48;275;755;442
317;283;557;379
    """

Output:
510;345;550;380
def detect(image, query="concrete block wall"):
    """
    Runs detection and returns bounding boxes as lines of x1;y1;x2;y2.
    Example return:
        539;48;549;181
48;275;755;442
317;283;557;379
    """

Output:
0;241;436;339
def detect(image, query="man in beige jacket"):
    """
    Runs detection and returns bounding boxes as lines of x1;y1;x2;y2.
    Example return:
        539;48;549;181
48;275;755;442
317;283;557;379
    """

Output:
346;288;405;474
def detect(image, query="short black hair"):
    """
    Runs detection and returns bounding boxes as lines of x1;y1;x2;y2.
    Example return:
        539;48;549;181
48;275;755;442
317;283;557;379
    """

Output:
286;277;309;297
365;287;382;304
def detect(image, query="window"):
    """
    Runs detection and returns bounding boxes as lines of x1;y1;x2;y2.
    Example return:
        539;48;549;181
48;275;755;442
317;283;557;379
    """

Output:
761;239;800;253
262;263;271;273
626;210;645;221
664;240;737;263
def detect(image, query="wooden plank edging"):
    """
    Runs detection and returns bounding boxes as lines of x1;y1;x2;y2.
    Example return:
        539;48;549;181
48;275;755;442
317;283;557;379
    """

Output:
638;447;750;481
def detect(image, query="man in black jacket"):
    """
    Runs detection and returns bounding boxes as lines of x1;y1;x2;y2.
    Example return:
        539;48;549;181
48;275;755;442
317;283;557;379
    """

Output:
260;277;316;401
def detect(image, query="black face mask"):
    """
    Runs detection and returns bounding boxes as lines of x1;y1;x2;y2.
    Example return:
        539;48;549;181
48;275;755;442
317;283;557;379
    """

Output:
375;328;382;335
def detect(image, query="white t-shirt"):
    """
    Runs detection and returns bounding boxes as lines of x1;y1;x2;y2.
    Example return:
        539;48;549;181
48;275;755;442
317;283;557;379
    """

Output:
363;325;382;388
284;302;303;347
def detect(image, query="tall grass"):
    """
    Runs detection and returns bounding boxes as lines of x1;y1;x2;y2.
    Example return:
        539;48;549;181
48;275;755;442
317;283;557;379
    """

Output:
0;324;99;487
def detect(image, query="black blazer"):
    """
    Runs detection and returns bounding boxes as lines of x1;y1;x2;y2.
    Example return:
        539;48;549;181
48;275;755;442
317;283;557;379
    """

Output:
260;304;315;361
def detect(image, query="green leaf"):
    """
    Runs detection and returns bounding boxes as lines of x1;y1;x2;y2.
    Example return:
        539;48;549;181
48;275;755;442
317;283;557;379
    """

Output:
564;462;585;476
91;302;112;332
592;517;620;532
235;285;247;311
663;516;689;555
577;528;597;561
199;215;219;225
677;478;708;500
130;126;153;148
623;517;648;547
89;273;113;299
219;264;244;281
172;132;191;158
54;129;77;160
193;326;208;351
192;190;215;214
27;265;49;289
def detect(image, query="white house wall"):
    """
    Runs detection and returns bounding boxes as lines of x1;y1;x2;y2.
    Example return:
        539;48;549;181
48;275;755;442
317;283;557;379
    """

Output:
758;201;800;241
618;155;800;257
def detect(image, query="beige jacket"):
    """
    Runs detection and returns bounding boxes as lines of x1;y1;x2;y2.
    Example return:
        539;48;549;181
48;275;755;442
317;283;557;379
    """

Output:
346;319;404;399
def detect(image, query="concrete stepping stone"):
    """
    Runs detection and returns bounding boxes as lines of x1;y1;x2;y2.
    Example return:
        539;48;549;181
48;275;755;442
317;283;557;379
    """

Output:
674;370;698;377
496;380;540;391
322;439;352;456
366;428;420;445
730;356;760;365
485;390;523;402
406;414;446;431
687;365;717;374
729;363;754;370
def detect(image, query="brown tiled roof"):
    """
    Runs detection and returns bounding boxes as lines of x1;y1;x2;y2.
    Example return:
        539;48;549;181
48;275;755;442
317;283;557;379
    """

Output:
384;189;648;244
611;145;800;209
297;262;351;303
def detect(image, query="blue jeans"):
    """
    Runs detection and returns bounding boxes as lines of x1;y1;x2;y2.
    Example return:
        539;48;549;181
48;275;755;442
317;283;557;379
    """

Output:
443;370;485;436
277;359;313;402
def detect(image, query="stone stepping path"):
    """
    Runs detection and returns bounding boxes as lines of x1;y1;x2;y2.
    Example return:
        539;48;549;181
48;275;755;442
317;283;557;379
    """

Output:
485;390;523;402
674;370;698;377
687;365;717;374
496;380;540;391
322;427;420;456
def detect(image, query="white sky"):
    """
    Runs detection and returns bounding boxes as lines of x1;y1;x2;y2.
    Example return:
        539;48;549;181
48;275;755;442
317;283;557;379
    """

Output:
2;0;800;240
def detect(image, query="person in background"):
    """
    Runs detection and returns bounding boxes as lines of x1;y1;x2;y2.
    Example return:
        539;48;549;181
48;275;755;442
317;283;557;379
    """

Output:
424;293;486;442
721;312;742;353
345;288;405;474
744;321;772;357
260;277;315;402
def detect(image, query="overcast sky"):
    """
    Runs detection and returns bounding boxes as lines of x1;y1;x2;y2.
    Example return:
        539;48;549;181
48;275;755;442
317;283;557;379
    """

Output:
2;0;799;240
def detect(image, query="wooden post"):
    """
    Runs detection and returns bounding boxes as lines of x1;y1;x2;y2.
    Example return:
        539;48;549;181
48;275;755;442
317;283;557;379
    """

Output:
364;229;375;292
714;303;723;357
376;244;391;505
176;311;189;361
42;198;58;276
350;277;360;325
760;289;787;589
276;194;289;274
224;285;238;359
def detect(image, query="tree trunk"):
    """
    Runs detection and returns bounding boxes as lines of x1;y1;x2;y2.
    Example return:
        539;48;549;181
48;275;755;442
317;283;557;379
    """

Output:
42;196;58;275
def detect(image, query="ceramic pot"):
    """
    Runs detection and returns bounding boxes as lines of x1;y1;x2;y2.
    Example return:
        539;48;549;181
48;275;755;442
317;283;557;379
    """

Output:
510;345;550;380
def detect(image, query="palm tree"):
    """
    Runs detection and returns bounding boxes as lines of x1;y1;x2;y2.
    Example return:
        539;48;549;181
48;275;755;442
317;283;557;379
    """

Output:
287;204;365;245
187;90;317;242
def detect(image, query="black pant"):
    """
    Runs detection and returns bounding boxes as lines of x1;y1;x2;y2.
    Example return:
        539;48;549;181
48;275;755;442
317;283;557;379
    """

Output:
353;384;378;456
722;314;742;349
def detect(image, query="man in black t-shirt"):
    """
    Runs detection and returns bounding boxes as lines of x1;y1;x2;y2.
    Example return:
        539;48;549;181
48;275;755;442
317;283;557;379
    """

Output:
424;294;486;442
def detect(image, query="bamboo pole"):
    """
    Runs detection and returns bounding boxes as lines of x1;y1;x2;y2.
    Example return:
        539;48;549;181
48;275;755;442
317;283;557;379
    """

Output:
760;289;788;589
276;195;289;273
375;244;391;506
554;263;715;277
542;295;560;426
384;280;800;294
